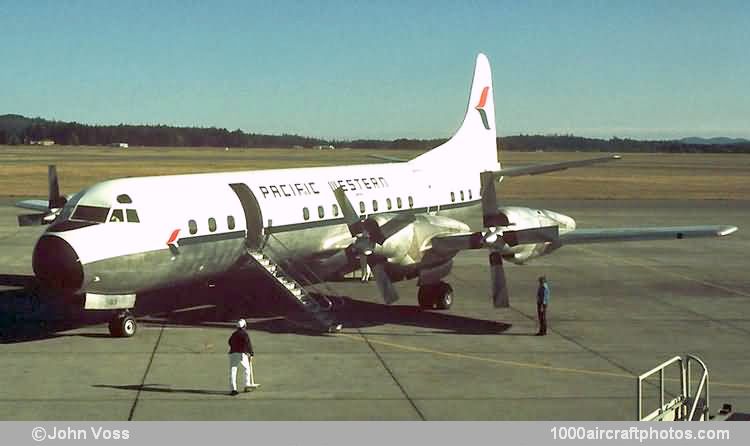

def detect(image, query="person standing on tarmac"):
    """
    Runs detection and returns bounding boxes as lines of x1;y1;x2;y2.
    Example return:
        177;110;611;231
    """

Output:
228;319;255;395
536;276;550;336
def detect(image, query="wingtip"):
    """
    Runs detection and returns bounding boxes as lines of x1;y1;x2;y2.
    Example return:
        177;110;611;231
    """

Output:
718;226;738;236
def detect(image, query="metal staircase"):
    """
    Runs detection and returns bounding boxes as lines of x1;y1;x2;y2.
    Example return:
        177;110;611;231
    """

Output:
246;249;340;332
637;354;715;421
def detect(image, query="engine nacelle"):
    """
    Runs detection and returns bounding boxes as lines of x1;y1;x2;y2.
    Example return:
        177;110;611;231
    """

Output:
494;206;576;264
373;214;471;265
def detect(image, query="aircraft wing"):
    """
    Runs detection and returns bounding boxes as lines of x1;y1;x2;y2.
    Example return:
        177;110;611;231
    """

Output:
494;154;621;177
15;199;51;212
559;225;737;245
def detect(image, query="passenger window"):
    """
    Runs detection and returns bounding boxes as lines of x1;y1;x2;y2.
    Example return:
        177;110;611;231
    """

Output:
126;209;140;223
450;192;455;202
188;219;197;235
117;194;132;204
109;209;124;222
468;189;473;200
372;200;378;212
460;191;465;201
208;217;217;232
408;196;414;208
318;205;324;218
332;204;339;217
227;215;235;230
386;198;392;210
303;207;310;220
359;201;365;214
397;197;402;209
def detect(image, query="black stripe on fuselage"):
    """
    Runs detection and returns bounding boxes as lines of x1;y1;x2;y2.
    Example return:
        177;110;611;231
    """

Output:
178;230;246;245
265;199;481;234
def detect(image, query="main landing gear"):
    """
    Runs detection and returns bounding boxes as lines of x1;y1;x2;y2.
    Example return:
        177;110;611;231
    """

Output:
108;311;137;337
417;281;453;310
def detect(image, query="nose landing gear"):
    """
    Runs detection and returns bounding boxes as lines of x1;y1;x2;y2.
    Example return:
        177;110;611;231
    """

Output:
108;311;137;337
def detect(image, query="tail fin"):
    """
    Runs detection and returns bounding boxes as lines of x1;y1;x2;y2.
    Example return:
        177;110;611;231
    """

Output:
411;53;499;171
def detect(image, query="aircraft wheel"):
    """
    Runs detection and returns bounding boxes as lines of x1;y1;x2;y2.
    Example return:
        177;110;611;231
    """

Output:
417;285;437;309
109;312;137;337
434;282;453;310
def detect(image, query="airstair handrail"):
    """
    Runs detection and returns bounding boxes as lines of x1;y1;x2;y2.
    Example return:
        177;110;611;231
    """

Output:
262;233;340;301
637;355;684;421
686;354;710;421
636;354;711;421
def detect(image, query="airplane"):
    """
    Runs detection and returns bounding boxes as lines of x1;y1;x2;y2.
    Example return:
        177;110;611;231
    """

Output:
15;53;738;338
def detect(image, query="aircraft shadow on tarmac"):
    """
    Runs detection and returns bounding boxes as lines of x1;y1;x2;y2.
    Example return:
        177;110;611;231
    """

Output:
1;274;511;343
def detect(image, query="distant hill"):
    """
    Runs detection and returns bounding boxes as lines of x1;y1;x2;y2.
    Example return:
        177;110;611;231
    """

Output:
678;137;750;145
2;114;750;153
0;114;39;132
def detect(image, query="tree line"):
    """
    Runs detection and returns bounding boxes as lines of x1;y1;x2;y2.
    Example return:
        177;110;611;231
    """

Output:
1;114;749;153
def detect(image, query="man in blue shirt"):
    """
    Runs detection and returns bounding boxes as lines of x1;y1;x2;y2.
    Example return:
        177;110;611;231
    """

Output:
536;276;550;336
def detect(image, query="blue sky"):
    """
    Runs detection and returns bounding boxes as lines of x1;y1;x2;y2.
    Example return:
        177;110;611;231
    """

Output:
1;0;748;140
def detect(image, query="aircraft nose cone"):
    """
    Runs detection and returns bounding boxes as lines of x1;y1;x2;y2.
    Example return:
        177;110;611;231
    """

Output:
32;235;84;291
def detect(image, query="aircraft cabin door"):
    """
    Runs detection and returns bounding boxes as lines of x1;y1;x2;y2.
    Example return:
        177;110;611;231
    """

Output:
229;183;264;250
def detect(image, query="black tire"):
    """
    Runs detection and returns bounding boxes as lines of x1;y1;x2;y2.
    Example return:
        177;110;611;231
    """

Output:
417;285;438;309
108;318;122;337
434;282;453;310
108;314;137;337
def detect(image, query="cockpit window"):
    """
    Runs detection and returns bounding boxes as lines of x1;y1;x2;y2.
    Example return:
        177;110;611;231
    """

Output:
117;194;133;204
109;209;124;222
71;205;110;223
126;209;140;223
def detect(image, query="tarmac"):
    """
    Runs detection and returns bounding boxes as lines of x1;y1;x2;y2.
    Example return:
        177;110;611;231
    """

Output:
1;198;748;420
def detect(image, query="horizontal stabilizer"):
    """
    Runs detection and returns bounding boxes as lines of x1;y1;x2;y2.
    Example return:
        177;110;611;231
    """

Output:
367;154;408;163
493;154;621;178
560;225;737;245
15;199;51;212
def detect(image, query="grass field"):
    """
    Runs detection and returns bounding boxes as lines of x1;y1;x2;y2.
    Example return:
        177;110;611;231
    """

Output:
1;145;748;200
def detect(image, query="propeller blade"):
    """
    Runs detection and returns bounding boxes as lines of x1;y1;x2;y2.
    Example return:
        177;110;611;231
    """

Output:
369;258;399;304
430;232;485;252
501;225;559;247
48;165;66;209
480;171;508;227
489;251;509;308
377;214;415;241
17;213;47;227
331;186;361;229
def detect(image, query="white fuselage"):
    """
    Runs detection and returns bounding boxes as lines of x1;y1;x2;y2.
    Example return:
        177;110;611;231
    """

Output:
33;161;484;296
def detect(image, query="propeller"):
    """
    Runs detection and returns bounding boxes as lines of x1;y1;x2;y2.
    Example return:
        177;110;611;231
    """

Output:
322;186;414;304
478;171;558;308
17;165;68;227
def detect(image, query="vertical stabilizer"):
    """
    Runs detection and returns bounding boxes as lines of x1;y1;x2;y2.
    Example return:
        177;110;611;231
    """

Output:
411;53;499;172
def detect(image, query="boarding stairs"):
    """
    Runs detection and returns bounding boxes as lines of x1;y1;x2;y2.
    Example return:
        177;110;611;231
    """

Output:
637;354;736;421
246;249;340;332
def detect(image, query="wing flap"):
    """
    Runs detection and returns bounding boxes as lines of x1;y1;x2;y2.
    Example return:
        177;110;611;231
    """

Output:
559;225;737;245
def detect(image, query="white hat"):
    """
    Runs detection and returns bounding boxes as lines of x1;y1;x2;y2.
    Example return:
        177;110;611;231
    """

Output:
236;319;246;329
